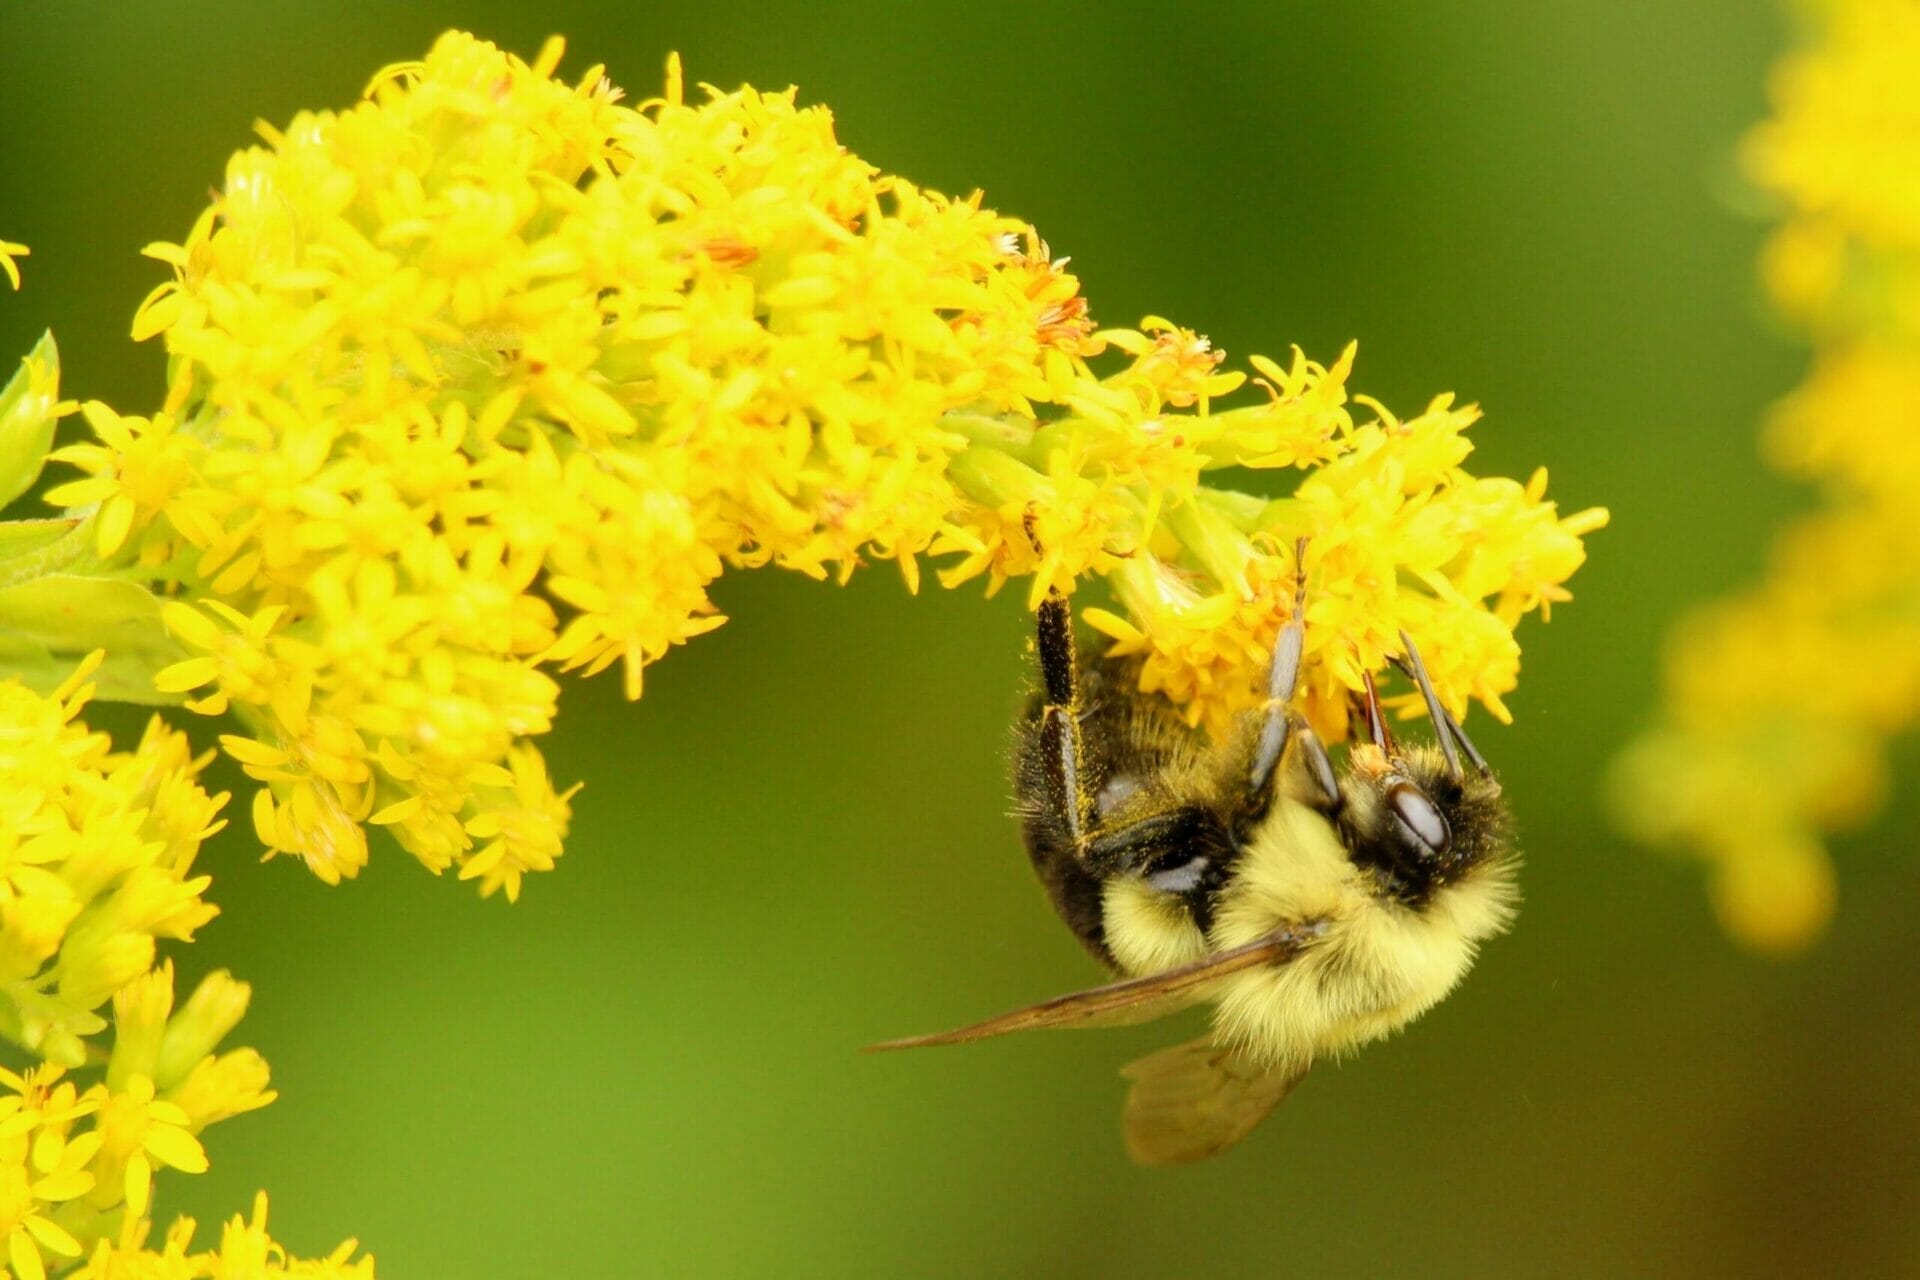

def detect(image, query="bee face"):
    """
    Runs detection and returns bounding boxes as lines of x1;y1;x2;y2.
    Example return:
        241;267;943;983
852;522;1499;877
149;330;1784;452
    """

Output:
1204;735;1518;1076
1336;741;1511;907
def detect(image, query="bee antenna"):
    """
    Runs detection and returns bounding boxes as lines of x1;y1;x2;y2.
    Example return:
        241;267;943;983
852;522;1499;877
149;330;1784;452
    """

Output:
1392;631;1489;778
1444;708;1492;776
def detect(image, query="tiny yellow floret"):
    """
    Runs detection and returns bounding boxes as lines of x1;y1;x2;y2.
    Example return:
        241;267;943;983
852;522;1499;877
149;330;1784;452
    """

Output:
0;240;27;291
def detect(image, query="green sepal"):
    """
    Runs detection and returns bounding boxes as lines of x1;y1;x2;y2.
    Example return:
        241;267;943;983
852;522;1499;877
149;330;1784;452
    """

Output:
0;573;186;705
1252;496;1307;533
0;331;65;510
0;516;84;565
946;445;1045;506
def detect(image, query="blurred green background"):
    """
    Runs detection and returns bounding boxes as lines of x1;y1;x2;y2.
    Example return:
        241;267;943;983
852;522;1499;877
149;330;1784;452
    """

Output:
4;2;1917;1276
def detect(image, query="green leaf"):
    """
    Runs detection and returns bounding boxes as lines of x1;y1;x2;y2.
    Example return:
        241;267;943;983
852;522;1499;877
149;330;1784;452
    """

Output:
0;331;66;511
0;573;186;705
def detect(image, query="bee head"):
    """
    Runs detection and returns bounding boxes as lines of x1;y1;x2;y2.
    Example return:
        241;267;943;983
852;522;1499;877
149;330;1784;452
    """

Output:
1335;634;1513;905
1339;741;1508;904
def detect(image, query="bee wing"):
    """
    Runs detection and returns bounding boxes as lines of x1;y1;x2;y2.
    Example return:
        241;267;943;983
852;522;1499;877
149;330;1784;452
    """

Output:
867;925;1317;1051
1120;1036;1308;1166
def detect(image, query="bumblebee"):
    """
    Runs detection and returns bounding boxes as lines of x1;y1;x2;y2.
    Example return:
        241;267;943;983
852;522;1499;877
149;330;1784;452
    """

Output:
876;564;1518;1164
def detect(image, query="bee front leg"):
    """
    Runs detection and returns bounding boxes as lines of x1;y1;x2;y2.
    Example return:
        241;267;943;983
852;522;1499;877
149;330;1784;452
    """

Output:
1243;603;1305;807
1233;563;1339;836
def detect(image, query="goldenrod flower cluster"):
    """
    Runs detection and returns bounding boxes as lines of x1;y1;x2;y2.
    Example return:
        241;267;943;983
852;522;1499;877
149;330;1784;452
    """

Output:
1610;0;1920;950
0;656;221;1068
0;663;363;1277
1;29;1605;1271
23;33;1603;903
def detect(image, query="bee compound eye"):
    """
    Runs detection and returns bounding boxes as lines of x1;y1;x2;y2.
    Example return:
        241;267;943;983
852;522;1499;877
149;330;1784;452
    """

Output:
1144;853;1210;895
1386;783;1451;858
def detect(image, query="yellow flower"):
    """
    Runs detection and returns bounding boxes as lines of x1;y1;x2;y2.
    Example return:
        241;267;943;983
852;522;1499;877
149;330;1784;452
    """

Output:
91;1075;208;1220
0;1130;94;1280
67;967;275;1261
67;1192;374;1278
34;29;1600;898
1091;405;1606;740
0;242;26;292
42;405;200;558
452;744;581;902
1742;0;1920;269
0;659;224;1065
206;1193;374;1278
1613;0;1920;949
167;1048;276;1133
104;963;266;1121
0;1066;100;1280
0;661;288;1259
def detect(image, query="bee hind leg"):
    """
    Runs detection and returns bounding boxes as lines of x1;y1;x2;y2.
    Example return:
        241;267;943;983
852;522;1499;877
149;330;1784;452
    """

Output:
1031;590;1231;885
1034;588;1096;847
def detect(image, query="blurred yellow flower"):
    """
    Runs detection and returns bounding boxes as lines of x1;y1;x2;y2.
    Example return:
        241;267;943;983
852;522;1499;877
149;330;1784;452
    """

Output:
1612;0;1920;950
